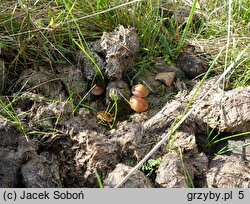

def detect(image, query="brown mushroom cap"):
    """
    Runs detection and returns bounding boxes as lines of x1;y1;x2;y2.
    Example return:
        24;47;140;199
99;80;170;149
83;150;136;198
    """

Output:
97;111;113;123
91;85;105;96
131;84;149;98
129;95;149;112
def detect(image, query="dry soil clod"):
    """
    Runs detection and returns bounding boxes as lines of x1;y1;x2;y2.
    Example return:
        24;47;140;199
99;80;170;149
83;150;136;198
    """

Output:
206;155;250;188
78;25;139;81
177;51;208;79
104;163;154;188
57;64;88;101
189;77;250;133
101;25;139;80
105;80;131;118
18;68;66;100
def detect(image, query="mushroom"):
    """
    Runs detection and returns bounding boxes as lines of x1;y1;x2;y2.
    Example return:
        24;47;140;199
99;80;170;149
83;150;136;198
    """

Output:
131;84;149;98
91;85;105;96
96;111;113;125
129;95;149;112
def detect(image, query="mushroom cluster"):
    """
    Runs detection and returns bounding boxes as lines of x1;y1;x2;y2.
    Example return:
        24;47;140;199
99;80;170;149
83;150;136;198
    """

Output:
129;84;149;112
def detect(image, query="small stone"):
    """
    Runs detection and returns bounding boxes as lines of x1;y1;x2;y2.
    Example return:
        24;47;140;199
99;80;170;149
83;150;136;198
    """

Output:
155;72;176;87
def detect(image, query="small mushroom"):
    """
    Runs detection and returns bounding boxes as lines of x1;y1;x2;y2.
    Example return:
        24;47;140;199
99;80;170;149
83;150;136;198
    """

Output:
131;84;149;98
91;85;105;96
96;111;113;125
129;95;149;112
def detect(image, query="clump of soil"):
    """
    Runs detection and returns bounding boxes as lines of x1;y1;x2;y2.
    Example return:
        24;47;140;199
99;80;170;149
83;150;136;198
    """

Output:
0;117;61;188
0;118;26;187
17;68;66;100
104;163;154;188
177;50;208;79
78;25;139;80
0;25;249;188
189;78;250;133
155;151;208;188
206;155;250;188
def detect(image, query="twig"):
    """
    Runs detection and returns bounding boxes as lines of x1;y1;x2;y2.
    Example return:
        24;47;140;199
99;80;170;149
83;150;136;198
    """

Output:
222;0;232;89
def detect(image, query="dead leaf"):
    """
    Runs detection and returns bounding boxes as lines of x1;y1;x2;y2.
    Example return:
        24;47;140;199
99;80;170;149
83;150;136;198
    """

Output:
155;72;176;87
